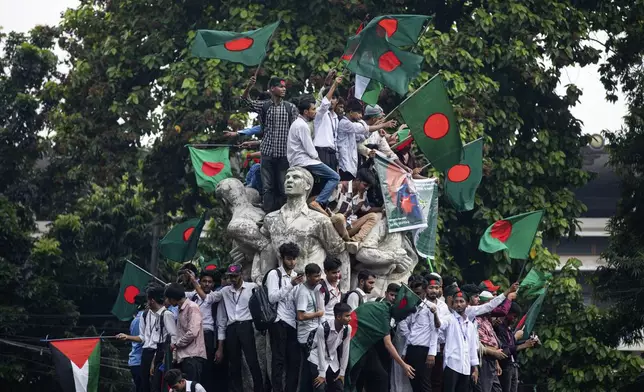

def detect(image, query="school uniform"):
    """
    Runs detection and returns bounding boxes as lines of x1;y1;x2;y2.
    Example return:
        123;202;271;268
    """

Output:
440;311;480;392
400;303;439;392
307;321;351;392
138;307;177;392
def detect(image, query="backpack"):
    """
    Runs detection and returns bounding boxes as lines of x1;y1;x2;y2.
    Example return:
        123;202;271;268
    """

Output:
341;290;364;307
259;100;296;133
248;268;283;332
322;320;350;360
142;309;171;370
320;279;341;306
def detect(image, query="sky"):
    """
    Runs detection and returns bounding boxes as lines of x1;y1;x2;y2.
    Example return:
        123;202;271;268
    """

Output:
0;0;628;137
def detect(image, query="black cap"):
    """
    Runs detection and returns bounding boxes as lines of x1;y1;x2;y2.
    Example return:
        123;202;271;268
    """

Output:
269;76;286;88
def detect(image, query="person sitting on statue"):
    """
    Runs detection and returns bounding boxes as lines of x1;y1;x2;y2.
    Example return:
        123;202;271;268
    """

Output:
286;94;340;215
327;168;381;243
358;105;410;172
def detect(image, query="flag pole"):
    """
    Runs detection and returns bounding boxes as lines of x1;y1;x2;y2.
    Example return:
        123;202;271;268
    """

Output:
127;260;166;285
41;336;118;343
381;74;439;122
248;20;281;86
517;259;529;283
185;143;237;148
427;257;434;272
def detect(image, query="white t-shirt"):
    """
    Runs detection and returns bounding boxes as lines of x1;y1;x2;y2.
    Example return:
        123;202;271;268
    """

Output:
296;283;321;344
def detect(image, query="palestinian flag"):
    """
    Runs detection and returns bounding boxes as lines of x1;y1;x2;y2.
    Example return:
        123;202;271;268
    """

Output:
479;210;544;260
188;146;232;192
394;74;463;172
516;288;547;337
111;261;153;321
50;338;100;392
390;284;422;322
519;268;552;298
444;138;483;211
158;212;207;262
354;74;382;105
191;21;280;65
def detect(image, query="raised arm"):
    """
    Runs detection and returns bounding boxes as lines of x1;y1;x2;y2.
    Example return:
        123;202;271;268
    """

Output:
266;270;297;304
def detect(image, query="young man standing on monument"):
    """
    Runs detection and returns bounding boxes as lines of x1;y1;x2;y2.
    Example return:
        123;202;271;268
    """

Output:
297;263;325;391
317;257;343;323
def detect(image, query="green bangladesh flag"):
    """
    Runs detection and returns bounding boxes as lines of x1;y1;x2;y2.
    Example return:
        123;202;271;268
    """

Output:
354;74;382;105
50;338;100;392
479;210;544;260
200;257;221;273
444;138;483;211
374;154;426;233
188;146;232;192
390;284;422;322
516;288;547;337
159;212;207;262
191;21;280;65
345;301;393;391
395;74;463;172
413;178;439;260
519;268;552;298
111;261;153;321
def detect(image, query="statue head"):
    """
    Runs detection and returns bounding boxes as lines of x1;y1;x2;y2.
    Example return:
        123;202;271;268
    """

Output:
284;167;313;199
215;178;250;207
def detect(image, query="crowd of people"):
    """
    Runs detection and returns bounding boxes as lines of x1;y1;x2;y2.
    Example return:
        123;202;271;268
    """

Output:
116;241;537;392
233;71;425;244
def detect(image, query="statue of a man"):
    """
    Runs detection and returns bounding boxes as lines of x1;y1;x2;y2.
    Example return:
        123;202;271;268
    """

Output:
258;167;349;288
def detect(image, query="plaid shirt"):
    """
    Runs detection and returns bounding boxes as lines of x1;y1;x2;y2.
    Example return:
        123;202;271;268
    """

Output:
242;97;298;158
476;316;500;348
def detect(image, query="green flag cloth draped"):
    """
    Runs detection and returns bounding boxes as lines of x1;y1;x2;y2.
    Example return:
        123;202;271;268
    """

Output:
390;284;422;322
191;21;280;65
158;212;207;262
519;268;552;298
394;74;463;172
111;261;153;321
188;146;232;192
50;339;100;392
516;288;547;337
444;138;483;211
479;210;544;260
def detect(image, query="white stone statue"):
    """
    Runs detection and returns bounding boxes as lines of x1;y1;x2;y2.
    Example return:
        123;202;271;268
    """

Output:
353;218;419;294
259;167;351;290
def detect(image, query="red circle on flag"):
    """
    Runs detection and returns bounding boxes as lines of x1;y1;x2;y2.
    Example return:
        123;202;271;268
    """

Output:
423;113;450;139
183;227;195;242
377;18;398;38
397;297;408;309
447;164;471;182
224;37;254;51
124;285;140;304
205;264;217;271
378;51;401;72
349;311;358;338
490;220;512;242
202;161;225;177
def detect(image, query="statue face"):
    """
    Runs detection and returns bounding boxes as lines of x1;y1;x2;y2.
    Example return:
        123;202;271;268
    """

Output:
284;169;310;196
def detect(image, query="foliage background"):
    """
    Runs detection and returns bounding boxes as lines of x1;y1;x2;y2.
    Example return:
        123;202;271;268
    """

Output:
1;0;643;391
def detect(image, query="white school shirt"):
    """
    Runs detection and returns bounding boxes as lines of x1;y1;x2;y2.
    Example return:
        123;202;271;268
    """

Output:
403;304;439;355
287;116;321;167
215;300;228;340
266;267;299;328
316;278;342;322
208;282;257;325
308;322;352;378
138;307;177;350
296;283;322;344
440;310;480;375
185;290;215;332
337;118;369;176
313;96;339;149
345;287;367;311
432;299;451;347
465;293;507;320
182;380;206;392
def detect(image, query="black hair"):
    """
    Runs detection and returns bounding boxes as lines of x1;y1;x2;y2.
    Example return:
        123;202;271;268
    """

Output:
357;269;375;283
164;369;183;386
386;283;401;293
336;97;346;106
323;257;342;272
146;286;165;304
442;276;458;289
410;279;428;290
346;99;363;114
179;262;198;275
297;95;316;114
164;283;185;301
279;242;300;260
321;86;340;99
408;274;423;285
356;168;377;187
334;302;352;317
461;283;481;295
305;263;321;276
509;302;522;315
199;270;215;280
